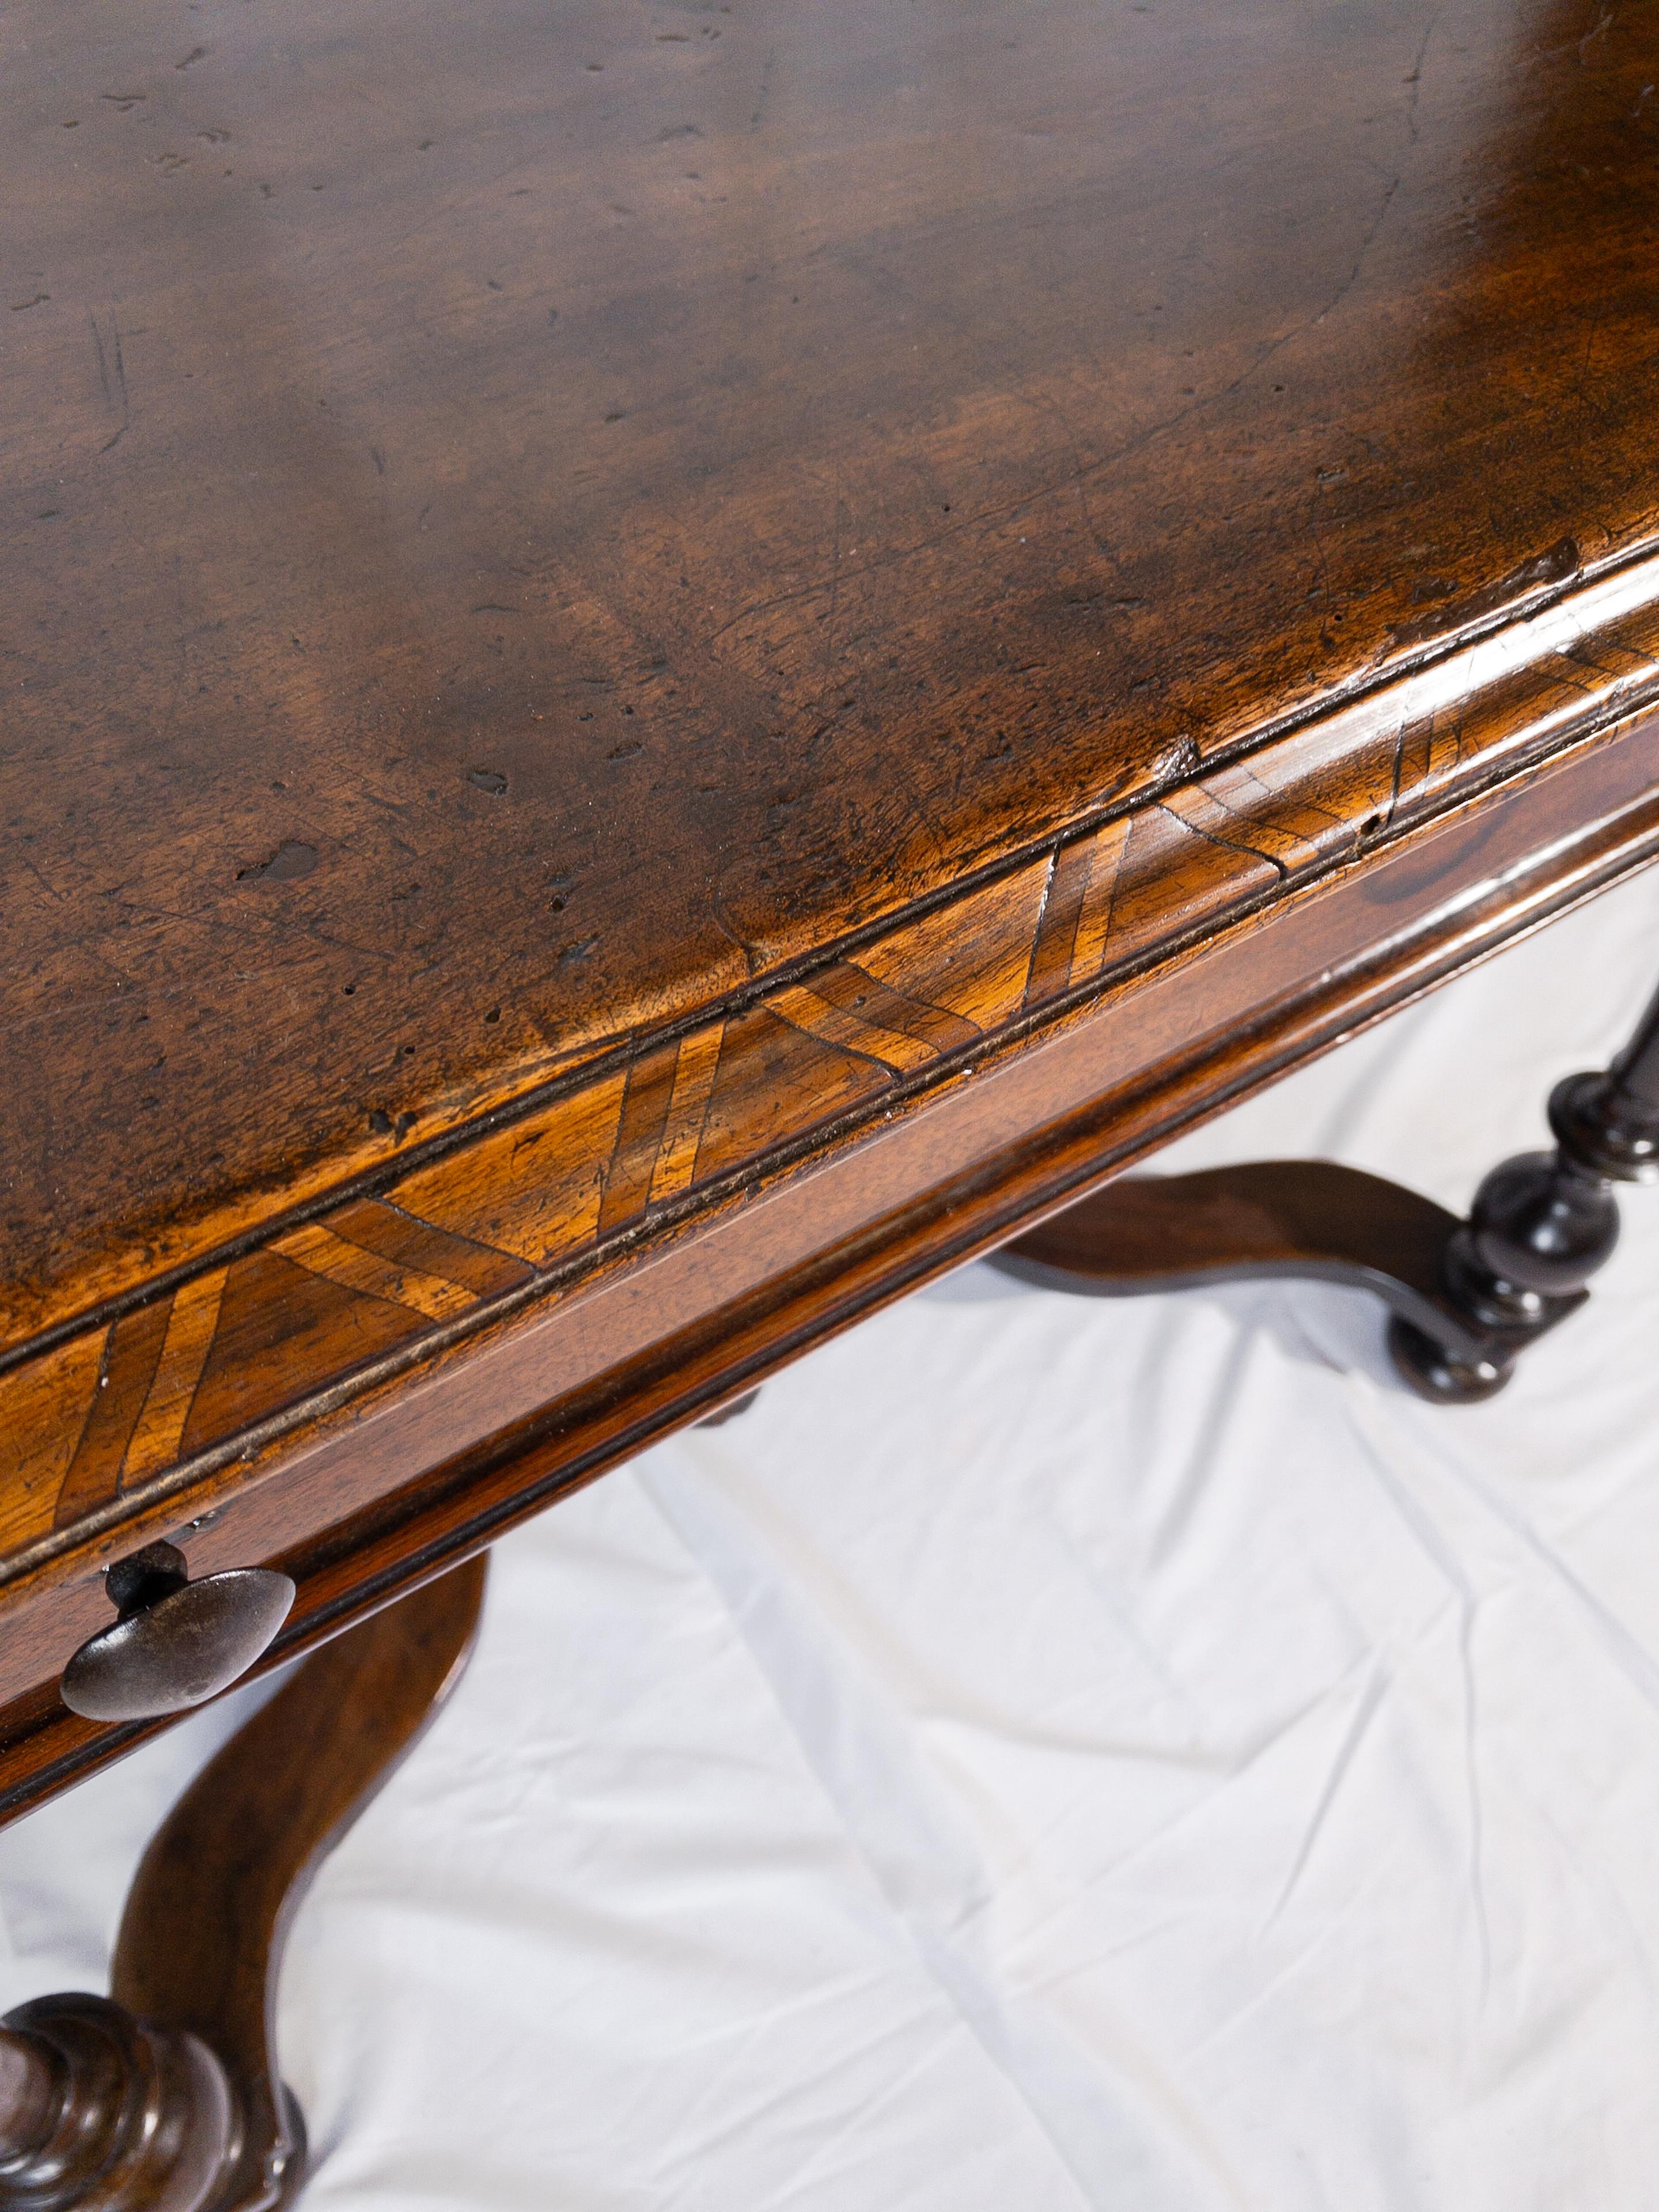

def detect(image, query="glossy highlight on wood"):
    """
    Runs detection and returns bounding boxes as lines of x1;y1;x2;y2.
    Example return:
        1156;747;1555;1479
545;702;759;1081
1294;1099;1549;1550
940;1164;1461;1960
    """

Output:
9;0;1659;1346
7;0;1659;1819
5;696;1659;1821
6;557;1659;1566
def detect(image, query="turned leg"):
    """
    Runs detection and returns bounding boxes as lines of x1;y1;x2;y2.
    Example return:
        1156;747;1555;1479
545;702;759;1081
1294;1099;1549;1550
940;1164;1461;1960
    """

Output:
994;976;1659;1404
0;1556;487;2211
1385;974;1659;1397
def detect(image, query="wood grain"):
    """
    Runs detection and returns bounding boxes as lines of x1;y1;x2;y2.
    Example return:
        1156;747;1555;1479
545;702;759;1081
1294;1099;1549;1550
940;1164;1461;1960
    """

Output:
109;1555;487;2209
7;0;1659;1819
6;0;1659;1348
0;1558;487;2210
5;553;1659;1560
3;699;1659;1829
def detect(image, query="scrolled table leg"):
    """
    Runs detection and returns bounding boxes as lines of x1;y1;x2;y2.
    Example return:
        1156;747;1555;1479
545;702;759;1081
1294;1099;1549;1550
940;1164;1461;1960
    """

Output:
994;970;1659;1404
0;1555;488;2211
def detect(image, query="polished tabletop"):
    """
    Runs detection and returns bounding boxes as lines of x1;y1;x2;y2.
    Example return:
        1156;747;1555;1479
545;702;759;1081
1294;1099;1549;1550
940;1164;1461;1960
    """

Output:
6;0;1659;1810
8;0;1659;1347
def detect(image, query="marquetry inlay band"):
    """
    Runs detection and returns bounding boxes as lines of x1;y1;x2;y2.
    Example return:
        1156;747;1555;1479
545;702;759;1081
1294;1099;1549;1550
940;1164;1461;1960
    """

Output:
7;541;1659;1555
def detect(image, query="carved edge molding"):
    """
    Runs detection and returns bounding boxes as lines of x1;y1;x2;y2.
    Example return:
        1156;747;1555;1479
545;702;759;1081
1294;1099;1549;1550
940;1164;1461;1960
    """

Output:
7;540;1659;1556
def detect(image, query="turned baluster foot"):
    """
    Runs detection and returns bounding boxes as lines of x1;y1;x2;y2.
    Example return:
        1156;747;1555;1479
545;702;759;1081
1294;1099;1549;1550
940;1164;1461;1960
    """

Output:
0;1556;487;2210
995;975;1659;1404
0;1997;238;2212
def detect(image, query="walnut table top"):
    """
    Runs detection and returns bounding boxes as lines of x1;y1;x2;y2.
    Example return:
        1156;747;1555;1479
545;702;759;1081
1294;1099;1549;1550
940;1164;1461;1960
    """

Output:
5;0;1659;1813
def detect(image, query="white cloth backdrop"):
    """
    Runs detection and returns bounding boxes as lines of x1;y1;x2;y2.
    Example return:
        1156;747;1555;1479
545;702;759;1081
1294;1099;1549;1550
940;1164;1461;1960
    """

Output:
7;868;1659;2211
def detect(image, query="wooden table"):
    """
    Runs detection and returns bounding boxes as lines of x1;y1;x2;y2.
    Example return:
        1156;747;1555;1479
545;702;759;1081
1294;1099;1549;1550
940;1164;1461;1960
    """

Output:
6;0;1659;2200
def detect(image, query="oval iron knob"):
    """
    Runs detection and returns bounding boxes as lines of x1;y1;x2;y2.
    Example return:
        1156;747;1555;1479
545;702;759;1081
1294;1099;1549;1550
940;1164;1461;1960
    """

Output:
60;1542;295;1722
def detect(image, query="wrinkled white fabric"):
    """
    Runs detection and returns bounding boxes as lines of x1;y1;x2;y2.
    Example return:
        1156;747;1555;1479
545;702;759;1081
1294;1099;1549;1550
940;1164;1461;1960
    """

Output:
6;867;1659;2210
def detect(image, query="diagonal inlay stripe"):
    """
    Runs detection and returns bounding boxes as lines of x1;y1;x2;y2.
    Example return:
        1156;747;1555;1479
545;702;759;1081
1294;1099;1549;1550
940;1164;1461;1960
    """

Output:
805;961;983;1053
1160;779;1331;872
1025;843;1089;1009
768;983;935;1071
324;1198;533;1300
122;1268;228;1483
54;1299;173;1529
271;1222;476;1320
649;1023;725;1205
769;961;980;1074
599;1040;681;1235
1068;816;1131;987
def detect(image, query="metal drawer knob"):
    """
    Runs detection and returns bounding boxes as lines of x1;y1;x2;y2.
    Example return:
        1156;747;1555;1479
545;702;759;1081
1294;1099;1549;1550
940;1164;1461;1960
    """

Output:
60;1543;295;1722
